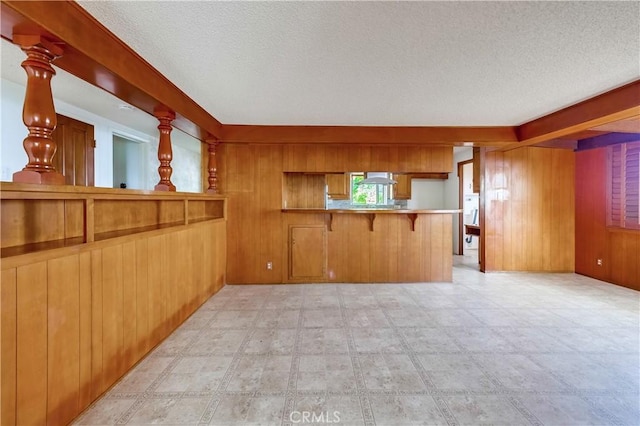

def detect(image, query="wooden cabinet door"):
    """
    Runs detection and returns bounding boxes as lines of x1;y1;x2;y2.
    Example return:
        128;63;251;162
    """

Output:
52;114;95;186
326;173;349;200
394;174;411;199
289;225;327;280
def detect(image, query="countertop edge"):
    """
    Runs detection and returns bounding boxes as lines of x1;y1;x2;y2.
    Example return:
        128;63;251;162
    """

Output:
281;208;462;214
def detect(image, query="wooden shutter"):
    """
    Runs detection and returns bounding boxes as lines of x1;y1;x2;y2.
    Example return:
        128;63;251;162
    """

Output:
609;141;640;229
609;144;623;226
625;142;640;229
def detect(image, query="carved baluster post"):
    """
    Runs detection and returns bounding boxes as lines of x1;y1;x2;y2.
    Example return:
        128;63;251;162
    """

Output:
12;34;65;185
154;107;176;191
205;137;219;194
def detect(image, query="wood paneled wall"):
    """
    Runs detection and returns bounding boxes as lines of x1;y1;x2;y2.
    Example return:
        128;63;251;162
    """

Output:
220;143;454;284
576;148;640;290
483;147;575;272
282;144;452;172
1;220;226;425
327;213;452;282
283;174;326;209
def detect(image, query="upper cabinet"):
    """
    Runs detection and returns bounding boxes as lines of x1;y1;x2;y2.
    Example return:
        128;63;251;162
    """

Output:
393;174;411;199
326;173;349;200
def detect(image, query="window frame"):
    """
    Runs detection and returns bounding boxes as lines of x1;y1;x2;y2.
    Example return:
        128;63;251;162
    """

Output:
350;172;393;206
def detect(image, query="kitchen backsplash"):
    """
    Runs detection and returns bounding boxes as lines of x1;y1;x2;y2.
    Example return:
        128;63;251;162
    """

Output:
327;199;408;209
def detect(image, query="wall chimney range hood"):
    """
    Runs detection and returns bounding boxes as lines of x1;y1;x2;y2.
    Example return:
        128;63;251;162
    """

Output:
358;172;397;185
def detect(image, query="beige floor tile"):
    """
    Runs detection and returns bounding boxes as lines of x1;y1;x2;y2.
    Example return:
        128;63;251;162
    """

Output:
73;267;639;425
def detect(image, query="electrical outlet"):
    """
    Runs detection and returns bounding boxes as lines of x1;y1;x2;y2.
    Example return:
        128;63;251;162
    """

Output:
266;262;273;270
596;259;603;266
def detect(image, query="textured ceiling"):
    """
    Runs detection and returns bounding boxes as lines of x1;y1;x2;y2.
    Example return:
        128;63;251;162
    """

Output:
77;1;640;126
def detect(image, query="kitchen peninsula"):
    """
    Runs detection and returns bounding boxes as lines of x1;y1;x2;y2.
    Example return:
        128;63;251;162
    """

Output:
281;206;460;283
281;169;460;283
220;143;458;284
282;208;461;232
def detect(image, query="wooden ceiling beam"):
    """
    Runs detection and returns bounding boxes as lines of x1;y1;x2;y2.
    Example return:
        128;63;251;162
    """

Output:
0;0;222;141
502;80;640;150
220;125;518;146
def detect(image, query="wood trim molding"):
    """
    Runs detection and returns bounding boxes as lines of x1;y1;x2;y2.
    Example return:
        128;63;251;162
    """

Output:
0;0;222;141
221;125;518;146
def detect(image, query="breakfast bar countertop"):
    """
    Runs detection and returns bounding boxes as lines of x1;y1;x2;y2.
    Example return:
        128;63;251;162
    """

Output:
281;208;462;214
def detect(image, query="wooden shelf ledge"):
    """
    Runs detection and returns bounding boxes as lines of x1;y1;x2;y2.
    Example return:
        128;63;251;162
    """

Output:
282;208;461;232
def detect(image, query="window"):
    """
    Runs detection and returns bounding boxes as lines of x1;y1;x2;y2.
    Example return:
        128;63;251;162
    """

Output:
608;141;640;229
350;172;393;206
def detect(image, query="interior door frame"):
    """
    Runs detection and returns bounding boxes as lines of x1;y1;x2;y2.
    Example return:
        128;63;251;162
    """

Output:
457;159;473;256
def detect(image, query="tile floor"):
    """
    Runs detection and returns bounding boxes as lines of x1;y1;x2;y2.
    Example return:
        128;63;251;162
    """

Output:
74;261;639;425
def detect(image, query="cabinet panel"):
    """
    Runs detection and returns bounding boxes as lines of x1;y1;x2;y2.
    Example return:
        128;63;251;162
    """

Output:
283;173;325;209
394;174;411;200
326;173;349;200
289;225;326;280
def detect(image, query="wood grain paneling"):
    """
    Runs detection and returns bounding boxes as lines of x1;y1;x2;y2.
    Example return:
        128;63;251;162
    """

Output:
576;148;640;290
90;249;105;398
276;212;453;283
94;200;185;235
281;144;453;173
608;230;640;290
2;200;67;248
283;174;326;209
78;252;92;409
484;147;575;272
16;262;47;426
222;143;455;283
222;125;517;146
147;234;167;347
48;255;81;425
1;268;17;426
122;241;138;370
1;212;226;424
102;245;125;386
135;239;150;358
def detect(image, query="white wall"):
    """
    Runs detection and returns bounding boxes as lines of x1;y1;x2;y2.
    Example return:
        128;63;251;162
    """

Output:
1;78;152;186
113;135;147;189
444;147;473;254
144;136;202;192
1;78;201;192
406;147;473;254
407;179;445;209
0;78;25;182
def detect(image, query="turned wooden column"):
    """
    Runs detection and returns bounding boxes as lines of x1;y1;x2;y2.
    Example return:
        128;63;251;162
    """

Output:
154;107;176;191
205;137;219;194
12;34;65;185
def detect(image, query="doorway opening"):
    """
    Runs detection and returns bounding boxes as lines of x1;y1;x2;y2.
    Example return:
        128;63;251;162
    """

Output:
457;159;479;268
112;134;146;190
